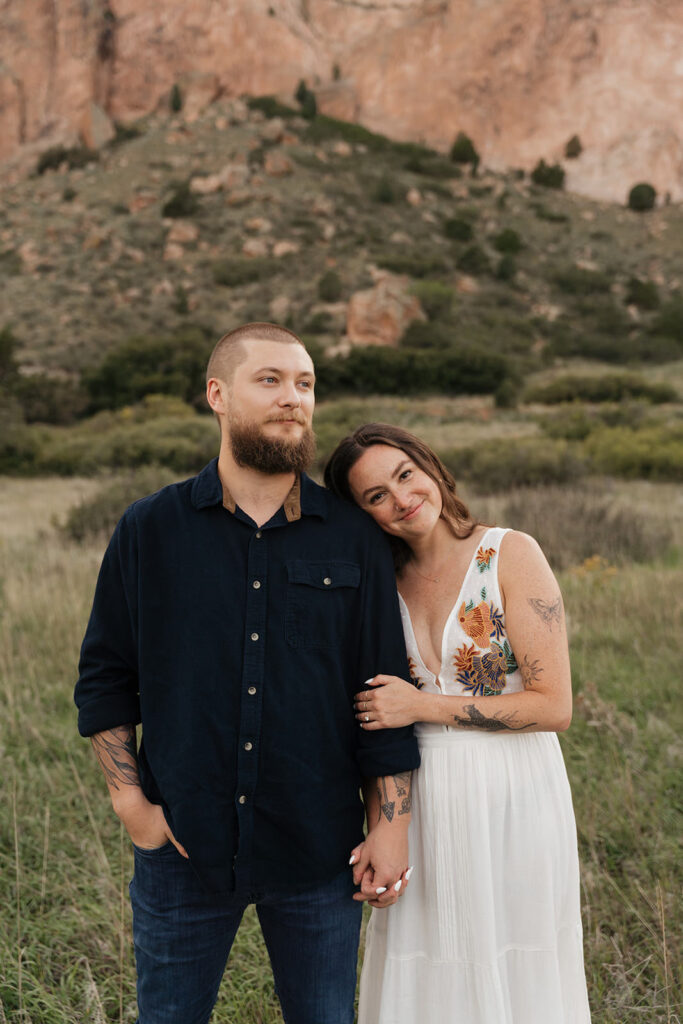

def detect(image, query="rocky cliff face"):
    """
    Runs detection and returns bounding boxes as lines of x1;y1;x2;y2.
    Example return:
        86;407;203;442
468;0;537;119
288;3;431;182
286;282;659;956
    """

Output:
2;0;682;202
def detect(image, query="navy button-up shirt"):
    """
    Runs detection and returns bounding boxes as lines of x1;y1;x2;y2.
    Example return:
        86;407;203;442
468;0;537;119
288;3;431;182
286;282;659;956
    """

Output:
75;459;420;893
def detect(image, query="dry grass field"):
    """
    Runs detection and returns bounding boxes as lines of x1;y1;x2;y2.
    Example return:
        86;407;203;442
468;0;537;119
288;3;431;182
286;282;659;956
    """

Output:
1;459;680;1023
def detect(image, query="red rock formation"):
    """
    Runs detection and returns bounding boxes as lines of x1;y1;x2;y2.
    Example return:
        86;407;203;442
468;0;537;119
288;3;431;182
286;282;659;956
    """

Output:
1;0;682;202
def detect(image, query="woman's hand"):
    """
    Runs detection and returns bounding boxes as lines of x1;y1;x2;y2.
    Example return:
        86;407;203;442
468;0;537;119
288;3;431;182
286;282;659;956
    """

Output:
354;675;422;729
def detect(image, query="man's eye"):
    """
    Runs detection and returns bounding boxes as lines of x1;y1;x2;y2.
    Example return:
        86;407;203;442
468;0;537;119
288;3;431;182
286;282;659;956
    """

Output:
298;380;313;389
261;377;277;384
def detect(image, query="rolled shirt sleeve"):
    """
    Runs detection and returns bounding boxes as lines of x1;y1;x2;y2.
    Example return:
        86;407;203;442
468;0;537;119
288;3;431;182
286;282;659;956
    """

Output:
75;509;141;736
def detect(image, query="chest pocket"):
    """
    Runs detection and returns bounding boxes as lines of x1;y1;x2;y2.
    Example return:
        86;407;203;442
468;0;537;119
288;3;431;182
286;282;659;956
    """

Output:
285;560;361;649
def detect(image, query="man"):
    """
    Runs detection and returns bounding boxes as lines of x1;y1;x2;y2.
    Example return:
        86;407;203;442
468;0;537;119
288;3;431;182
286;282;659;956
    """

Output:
75;322;420;1024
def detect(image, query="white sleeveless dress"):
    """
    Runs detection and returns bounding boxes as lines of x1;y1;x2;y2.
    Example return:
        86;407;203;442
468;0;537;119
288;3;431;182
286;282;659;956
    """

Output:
358;527;591;1024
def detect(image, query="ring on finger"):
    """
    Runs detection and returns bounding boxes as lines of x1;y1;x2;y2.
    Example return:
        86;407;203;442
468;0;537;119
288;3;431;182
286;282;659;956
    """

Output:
364;714;369;722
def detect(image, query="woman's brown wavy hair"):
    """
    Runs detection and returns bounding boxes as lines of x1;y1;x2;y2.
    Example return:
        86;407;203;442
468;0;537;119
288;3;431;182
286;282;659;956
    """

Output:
324;422;478;573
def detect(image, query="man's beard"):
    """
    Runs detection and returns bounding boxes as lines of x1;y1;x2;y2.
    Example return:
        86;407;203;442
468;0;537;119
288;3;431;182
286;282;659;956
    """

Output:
228;418;316;474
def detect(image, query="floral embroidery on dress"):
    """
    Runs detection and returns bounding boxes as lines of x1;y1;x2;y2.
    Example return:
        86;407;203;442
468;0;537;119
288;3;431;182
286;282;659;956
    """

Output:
407;656;425;690
458;600;507;647
453;638;518;696
475;546;496;572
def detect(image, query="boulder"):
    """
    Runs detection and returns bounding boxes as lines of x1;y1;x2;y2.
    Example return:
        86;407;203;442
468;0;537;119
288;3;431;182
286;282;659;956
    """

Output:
242;237;269;257
167;220;199;244
264;151;293;177
272;240;300;258
346;272;426;347
80;102;115;149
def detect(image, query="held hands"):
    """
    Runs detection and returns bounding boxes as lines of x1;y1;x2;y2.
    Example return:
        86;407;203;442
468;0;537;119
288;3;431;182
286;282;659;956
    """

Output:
115;791;189;859
348;829;413;909
354;675;422;730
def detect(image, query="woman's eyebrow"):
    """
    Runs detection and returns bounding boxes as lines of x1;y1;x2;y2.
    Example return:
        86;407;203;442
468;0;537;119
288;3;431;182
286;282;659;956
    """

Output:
361;459;412;499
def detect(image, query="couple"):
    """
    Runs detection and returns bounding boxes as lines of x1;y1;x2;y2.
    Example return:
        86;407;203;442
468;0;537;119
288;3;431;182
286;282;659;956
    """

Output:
75;322;591;1023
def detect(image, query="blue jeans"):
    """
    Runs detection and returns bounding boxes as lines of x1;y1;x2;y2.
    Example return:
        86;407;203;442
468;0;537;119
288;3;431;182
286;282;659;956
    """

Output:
130;842;363;1024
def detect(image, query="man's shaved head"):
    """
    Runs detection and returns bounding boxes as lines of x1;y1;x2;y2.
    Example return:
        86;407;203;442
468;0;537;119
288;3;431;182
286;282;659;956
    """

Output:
206;322;305;387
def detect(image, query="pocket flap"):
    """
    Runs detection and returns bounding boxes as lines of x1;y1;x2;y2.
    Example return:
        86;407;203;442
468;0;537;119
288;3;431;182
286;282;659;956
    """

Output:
286;560;361;590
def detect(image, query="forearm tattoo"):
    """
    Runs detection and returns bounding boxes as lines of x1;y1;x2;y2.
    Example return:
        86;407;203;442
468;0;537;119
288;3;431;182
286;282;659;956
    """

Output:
377;777;395;823
527;596;562;630
376;773;412;822
394;772;412;816
520;654;543;690
91;726;140;791
452;704;535;732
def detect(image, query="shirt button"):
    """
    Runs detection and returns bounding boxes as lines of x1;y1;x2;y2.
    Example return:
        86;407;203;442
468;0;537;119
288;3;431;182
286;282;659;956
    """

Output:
250;632;259;641
244;741;253;751
323;577;332;586
238;794;246;804
248;686;257;695
255;531;262;539
252;580;261;590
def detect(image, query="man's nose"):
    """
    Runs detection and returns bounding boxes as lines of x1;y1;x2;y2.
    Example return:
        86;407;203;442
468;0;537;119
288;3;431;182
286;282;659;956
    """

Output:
278;382;301;406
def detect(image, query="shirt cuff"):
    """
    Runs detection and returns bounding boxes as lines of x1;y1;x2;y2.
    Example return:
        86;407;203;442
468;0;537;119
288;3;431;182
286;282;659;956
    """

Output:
356;738;421;779
77;693;142;737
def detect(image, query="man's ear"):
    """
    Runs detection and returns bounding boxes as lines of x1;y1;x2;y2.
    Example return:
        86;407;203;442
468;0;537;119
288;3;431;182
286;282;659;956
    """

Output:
206;377;228;416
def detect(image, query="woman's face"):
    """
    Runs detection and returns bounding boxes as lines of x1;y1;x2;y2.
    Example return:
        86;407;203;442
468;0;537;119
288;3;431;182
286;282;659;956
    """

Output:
347;444;443;541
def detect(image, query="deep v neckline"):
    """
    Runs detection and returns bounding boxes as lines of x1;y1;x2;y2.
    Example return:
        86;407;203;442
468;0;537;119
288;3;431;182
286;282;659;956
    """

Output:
398;527;494;686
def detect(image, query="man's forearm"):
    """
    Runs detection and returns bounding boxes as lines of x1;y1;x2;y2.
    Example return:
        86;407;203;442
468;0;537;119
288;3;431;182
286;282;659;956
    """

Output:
91;724;143;811
364;772;412;829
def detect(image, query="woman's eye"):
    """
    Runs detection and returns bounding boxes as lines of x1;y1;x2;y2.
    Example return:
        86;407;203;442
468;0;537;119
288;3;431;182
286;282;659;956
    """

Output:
369;492;385;505
399;469;412;481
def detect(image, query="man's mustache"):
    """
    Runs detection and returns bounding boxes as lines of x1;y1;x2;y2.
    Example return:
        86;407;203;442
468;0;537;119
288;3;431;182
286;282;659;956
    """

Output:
266;415;307;424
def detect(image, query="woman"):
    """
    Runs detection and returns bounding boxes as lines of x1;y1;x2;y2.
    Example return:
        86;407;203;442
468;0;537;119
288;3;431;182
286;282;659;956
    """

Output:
324;424;591;1024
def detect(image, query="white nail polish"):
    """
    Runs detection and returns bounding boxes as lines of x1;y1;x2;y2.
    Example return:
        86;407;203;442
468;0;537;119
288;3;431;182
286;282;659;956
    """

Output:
405;866;414;880
349;854;357;865
375;886;387;894
394;879;402;892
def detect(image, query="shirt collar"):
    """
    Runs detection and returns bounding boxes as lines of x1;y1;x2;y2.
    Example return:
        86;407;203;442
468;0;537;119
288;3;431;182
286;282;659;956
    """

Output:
191;458;327;521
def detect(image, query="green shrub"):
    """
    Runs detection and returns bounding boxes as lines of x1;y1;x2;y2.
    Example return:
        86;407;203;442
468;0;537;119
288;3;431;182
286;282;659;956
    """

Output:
404;154;460;179
0;400;42;474
553;266;612;295
625;277;660;310
170;83;183;113
36;406;217;476
496;254;517;281
492;228;523;254
213;258;279;286
0;324;19;389
584;423;683;481
83;330;213;412
246;95;298;119
449;132;479;171
493;378;518;409
36;145;99;175
456;245;490;276
12;375;89;425
372;175;397;204
313;346;507;400
500;484;668;570
443;437;586;493
526;373;676;405
531;203;570;223
318;270;343;302
302;311;334;335
375;253;450;278
61;466;179;542
627;183;656;212
162;182;199;218
399;321;453;350
443;218;473;242
651;298;683;342
531;160;565;189
565;135;583;159
0;249;22;275
295;80;318;119
410;281;455;320
539;403;651;442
